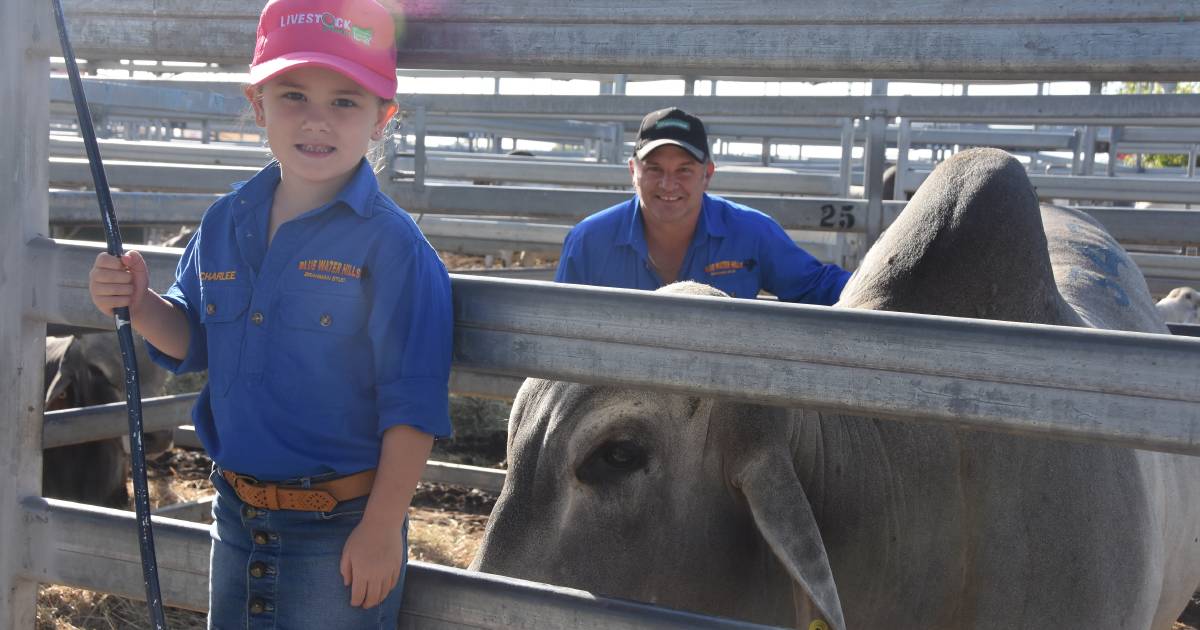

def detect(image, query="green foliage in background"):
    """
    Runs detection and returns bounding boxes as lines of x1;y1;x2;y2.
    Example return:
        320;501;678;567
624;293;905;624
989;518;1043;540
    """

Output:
1117;82;1199;169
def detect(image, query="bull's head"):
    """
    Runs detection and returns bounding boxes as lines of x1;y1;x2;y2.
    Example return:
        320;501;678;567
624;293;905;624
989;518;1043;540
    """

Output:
471;283;845;630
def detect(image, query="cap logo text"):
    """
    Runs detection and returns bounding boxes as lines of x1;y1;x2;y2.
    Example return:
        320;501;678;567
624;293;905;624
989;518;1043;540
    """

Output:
655;119;690;131
279;12;370;43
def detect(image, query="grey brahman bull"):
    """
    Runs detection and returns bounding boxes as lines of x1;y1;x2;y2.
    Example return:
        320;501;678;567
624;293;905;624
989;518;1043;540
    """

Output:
471;148;1200;630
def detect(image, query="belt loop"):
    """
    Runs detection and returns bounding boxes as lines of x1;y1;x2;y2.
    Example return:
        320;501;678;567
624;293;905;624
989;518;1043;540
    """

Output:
265;484;280;511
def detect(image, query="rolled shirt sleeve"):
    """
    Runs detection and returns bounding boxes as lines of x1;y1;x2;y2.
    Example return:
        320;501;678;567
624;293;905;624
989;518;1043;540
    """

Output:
145;230;209;374
368;234;454;438
759;220;851;305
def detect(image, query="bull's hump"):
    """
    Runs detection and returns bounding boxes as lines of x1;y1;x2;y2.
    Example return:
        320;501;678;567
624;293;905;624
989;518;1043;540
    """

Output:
839;148;1067;324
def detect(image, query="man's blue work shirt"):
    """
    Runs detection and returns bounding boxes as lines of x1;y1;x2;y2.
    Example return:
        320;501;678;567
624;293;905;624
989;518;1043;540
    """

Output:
555;194;851;304
147;159;453;480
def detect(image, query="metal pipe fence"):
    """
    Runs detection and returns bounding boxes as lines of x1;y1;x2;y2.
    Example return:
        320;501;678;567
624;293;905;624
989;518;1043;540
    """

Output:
9;0;1200;626
29;239;1200;456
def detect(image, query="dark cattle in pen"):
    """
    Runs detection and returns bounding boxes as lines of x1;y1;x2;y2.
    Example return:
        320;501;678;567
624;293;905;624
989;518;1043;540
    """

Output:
471;148;1200;630
44;333;172;508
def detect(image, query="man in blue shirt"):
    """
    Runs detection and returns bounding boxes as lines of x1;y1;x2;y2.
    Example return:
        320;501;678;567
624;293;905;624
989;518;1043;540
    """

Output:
555;107;850;304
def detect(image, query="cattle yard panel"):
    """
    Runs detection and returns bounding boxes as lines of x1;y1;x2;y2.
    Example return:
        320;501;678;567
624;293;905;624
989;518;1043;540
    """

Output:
10;0;1200;625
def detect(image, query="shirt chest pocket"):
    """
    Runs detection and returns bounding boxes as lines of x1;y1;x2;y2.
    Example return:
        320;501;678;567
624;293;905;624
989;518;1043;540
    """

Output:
199;284;252;396
278;292;368;336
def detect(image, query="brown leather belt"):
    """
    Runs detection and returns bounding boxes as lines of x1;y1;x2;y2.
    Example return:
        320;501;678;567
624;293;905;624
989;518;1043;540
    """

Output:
221;468;376;512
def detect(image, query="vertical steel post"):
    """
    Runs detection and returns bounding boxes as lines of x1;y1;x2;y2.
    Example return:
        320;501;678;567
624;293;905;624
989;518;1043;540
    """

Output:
414;106;427;190
839;117;854;198
1106;126;1122;178
863;80;889;248
1080;82;1102;177
1;0;50;626
895;118;912;201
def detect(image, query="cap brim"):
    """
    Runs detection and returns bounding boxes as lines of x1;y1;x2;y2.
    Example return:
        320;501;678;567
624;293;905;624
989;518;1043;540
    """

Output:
248;52;396;100
634;138;707;162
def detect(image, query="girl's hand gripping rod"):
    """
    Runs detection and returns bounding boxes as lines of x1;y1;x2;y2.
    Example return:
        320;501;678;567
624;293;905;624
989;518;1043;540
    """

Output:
48;0;168;627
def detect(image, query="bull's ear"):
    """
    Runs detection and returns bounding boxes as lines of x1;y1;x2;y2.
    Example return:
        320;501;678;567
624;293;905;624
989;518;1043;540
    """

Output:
737;456;846;630
43;336;76;405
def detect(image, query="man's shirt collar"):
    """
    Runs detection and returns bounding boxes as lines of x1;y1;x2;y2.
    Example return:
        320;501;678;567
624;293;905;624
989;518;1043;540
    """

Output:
620;193;728;255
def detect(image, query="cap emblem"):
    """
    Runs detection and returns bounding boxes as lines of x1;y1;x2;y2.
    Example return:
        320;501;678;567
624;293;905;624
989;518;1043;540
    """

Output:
351;26;373;44
655;119;690;131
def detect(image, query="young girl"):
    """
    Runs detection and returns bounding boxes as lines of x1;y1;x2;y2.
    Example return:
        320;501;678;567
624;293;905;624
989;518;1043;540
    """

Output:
87;0;452;626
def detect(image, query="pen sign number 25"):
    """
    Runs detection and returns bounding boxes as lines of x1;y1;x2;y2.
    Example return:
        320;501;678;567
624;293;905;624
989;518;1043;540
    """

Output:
819;204;856;229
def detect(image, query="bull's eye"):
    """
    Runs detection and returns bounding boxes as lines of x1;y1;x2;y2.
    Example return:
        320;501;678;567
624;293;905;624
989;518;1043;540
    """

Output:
577;439;647;485
602;442;642;468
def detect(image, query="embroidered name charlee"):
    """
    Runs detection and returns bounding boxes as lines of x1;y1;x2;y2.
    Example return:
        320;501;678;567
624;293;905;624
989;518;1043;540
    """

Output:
200;271;238;281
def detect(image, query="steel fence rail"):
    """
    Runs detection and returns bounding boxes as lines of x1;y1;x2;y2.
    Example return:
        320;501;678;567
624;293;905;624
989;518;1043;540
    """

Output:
1073;208;1200;246
48;0;1200;80
48;77;245;121
1130;253;1200;296
49;79;1096;153
43;373;523;450
391;156;845;195
29;237;558;331
47;144;847;196
47;171;890;231
398;94;1200;125
22;498;767;628
448;279;1200;455
900;170;1200;205
29;239;1200;456
48;188;1200;251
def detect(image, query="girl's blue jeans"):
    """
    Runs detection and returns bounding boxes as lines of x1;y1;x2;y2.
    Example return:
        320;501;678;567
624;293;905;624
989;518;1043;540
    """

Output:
207;468;407;629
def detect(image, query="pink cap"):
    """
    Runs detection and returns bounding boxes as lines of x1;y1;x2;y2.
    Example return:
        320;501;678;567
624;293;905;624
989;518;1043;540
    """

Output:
249;0;398;100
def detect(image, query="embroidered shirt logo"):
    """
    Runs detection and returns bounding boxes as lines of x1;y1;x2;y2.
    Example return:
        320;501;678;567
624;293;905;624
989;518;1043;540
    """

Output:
200;270;238;281
298;259;364;284
704;258;757;277
279;12;371;44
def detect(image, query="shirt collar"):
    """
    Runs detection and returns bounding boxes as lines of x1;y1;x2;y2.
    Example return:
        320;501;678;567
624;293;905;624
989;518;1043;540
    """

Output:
231;158;379;219
619;193;727;254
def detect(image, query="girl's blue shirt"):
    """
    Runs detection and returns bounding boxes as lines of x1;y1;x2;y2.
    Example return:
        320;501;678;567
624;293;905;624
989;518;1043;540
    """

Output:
147;159;453;480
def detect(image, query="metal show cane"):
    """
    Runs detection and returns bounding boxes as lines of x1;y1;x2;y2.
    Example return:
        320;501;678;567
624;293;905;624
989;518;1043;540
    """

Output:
48;0;168;627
